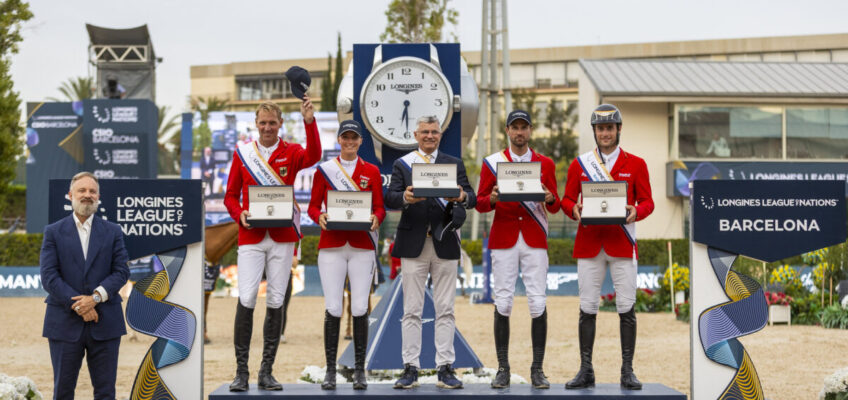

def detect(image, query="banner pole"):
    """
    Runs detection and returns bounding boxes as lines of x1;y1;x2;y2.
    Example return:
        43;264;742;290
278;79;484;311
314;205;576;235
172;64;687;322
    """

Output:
668;240;675;313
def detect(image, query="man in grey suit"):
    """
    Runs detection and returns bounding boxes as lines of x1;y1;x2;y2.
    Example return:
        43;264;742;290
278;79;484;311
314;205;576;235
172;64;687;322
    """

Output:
385;116;476;390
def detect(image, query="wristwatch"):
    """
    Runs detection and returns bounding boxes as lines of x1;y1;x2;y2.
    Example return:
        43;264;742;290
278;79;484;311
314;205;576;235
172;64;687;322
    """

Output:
92;292;102;304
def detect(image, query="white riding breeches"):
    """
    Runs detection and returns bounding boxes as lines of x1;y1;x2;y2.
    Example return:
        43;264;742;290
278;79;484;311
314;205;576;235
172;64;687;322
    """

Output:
236;233;294;309
577;248;637;314
491;233;549;318
317;243;375;318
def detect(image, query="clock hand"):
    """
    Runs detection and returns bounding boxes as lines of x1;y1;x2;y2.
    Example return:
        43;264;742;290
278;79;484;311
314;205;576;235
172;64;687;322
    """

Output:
401;100;410;133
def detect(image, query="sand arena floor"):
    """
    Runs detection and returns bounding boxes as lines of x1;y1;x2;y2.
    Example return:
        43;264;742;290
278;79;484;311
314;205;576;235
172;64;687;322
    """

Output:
3;296;847;399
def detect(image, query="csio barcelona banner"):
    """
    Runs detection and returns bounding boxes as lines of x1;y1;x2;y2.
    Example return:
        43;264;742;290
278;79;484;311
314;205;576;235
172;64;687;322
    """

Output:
692;180;846;262
48;179;203;260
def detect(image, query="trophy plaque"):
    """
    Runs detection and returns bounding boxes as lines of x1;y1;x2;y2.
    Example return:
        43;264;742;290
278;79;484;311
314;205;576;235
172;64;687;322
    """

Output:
246;185;293;228
326;191;372;231
496;161;545;202
581;181;628;225
412;163;460;198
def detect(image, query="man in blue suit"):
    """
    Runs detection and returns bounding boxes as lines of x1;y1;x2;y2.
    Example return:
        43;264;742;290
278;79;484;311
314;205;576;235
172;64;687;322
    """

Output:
40;171;129;400
385;115;476;390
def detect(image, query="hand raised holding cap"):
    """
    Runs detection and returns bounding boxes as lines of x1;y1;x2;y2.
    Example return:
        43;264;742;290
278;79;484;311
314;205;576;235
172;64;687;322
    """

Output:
301;95;314;124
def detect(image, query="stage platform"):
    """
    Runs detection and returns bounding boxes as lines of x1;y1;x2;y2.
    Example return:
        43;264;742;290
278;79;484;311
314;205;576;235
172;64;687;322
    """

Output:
209;383;686;400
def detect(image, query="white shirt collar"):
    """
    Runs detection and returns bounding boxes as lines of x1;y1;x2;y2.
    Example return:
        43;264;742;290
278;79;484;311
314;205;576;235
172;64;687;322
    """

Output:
73;212;93;231
417;148;438;161
509;147;532;162
599;146;622;169
257;138;280;159
339;156;358;167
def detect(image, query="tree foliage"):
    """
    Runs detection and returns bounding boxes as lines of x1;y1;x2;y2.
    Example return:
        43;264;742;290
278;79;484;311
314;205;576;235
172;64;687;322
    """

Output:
380;0;458;43
0;0;32;211
319;52;333;110
49;76;93;102
157;105;181;175
333;32;343;104
190;96;229;156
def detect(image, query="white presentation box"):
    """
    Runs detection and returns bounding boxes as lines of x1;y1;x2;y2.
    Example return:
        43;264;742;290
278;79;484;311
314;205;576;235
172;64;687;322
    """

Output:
497;161;545;202
246;185;293;228
581;181;628;225
326;190;372;231
412;163;460;198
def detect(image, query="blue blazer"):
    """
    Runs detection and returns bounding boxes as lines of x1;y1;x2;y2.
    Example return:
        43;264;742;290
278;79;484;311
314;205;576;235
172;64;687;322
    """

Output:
40;214;129;342
385;152;476;260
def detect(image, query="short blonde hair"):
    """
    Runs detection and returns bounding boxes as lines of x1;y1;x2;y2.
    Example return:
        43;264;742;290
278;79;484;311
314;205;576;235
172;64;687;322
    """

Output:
255;101;283;121
69;171;99;192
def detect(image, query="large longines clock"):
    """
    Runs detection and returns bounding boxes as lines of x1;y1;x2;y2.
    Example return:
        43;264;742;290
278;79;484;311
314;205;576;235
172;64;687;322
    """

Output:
336;43;478;181
360;53;457;150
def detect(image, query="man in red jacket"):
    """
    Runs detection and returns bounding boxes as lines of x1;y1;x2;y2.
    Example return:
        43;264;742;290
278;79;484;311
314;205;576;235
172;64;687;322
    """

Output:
476;110;560;389
224;97;320;392
561;104;654;391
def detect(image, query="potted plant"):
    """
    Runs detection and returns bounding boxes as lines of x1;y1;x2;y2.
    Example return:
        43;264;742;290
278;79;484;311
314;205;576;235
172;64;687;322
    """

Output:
764;291;793;325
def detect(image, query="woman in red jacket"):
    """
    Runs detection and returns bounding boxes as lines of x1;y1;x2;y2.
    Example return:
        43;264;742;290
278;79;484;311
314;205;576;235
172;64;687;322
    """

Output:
308;120;385;391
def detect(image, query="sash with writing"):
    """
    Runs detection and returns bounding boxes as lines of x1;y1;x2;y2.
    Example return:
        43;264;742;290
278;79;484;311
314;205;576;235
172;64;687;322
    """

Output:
576;148;636;249
398;151;459;244
236;140;301;237
483;150;549;236
316;158;381;280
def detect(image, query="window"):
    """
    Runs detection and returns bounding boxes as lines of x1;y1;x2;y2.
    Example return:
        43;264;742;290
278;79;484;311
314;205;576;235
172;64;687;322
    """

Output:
237;76;291;101
787;108;848;159
678;106;781;159
678;105;848;160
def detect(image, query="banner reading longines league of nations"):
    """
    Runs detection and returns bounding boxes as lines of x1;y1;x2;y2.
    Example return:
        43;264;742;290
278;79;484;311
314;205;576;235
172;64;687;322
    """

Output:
49;179;204;400
689;180;846;400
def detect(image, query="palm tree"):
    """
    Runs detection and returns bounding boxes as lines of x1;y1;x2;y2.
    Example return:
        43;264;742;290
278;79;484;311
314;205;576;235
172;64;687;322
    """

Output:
190;96;229;154
49;76;94;101
157;105;182;175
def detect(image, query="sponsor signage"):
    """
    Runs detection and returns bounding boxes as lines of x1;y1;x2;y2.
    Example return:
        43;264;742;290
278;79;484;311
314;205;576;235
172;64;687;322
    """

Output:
49;179;203;260
692;180;847;262
668;160;848;197
83;99;157;180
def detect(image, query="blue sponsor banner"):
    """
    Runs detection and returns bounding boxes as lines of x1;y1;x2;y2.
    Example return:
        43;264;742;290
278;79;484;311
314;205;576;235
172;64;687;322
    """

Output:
692;180;847;262
48;179;203;260
25;102;84;233
294;265;665;297
83;99;157;179
0;267;46;297
668;160;848;197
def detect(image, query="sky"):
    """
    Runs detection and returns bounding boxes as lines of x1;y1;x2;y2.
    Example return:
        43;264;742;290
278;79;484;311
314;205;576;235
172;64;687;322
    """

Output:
11;0;848;121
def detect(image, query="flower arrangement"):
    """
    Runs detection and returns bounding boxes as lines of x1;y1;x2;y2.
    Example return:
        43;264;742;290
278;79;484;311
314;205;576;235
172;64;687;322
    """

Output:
806;248;836;289
819;367;848;400
769;264;805;296
763;291;793;306
660;263;689;293
0;373;41;400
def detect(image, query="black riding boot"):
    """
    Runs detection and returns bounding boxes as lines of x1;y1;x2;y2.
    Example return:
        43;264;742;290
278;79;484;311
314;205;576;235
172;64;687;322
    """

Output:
620;307;642;390
530;309;550;389
352;314;369;390
490;309;511;388
258;306;283;390
322;311;341;390
565;310;596;389
229;302;253;392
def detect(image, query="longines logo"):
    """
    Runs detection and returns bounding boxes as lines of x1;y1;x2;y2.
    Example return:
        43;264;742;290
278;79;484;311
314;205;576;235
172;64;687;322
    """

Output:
391;83;422;95
93;148;111;165
92;105;110;123
700;195;715;210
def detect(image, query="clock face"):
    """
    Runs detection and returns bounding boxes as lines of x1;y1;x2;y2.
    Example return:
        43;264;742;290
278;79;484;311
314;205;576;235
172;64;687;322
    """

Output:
360;57;454;150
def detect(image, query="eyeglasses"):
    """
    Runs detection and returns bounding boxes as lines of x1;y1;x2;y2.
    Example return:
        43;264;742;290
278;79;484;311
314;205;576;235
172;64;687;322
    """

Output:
417;130;441;136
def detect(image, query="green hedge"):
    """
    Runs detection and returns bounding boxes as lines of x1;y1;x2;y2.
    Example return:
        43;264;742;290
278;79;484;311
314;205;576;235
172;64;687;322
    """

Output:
0;233;43;266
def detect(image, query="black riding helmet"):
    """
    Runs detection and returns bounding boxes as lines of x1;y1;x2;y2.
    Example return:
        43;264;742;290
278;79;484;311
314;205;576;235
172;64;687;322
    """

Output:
590;104;622;148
